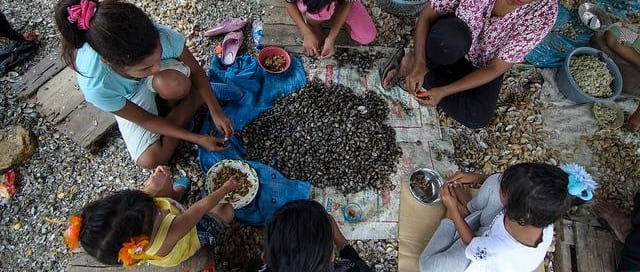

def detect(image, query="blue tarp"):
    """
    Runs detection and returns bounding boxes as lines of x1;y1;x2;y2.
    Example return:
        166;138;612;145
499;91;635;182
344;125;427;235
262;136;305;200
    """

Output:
198;55;310;225
525;0;640;67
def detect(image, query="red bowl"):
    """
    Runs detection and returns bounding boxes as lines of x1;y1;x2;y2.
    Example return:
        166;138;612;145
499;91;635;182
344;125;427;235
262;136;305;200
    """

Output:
258;47;291;74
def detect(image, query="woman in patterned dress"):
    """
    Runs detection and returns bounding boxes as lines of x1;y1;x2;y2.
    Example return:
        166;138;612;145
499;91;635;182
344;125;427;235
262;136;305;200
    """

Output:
381;0;557;128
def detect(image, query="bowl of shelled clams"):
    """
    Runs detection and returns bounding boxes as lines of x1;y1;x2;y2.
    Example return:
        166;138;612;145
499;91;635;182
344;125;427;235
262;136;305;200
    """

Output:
258;46;291;74
205;159;259;209
408;168;445;205
592;103;624;129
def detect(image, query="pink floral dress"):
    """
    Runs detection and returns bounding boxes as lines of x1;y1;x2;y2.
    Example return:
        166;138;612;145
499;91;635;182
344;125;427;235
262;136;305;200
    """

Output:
430;0;558;68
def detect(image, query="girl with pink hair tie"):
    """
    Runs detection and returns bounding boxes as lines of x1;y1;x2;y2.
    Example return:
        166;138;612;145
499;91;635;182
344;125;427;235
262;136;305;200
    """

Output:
285;0;377;58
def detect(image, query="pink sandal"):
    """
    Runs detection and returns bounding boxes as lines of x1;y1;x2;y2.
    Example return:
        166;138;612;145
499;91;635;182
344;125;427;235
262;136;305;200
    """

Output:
221;31;243;66
204;17;247;37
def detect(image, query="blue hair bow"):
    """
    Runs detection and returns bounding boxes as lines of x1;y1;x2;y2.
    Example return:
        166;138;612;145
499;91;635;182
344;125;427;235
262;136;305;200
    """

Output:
560;163;597;201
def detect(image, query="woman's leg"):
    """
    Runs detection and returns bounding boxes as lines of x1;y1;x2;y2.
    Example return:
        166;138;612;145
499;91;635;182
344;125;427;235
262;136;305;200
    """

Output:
0;12;24;41
419;219;471;272
436;74;502;129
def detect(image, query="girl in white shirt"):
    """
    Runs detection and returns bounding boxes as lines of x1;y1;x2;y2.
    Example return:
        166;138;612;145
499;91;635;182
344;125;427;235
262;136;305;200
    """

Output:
419;163;596;272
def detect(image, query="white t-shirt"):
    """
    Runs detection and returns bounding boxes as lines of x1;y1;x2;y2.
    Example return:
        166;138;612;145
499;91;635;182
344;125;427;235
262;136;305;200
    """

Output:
464;212;553;272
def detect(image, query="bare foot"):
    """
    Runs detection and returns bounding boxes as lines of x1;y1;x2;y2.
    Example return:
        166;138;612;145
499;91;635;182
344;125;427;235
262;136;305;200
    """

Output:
143;166;185;200
628;106;640;132
453;185;472;207
596;201;632;242
382;68;398;89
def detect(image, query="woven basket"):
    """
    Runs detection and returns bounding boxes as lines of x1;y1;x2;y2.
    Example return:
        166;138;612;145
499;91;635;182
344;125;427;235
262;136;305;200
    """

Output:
375;0;428;17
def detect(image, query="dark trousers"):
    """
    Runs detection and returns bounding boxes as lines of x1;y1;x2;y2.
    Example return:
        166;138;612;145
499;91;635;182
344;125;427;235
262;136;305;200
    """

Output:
422;16;503;129
0;12;23;41
618;193;640;271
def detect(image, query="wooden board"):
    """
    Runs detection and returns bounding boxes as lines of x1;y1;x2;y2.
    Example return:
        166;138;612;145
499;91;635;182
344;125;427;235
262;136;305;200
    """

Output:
14;52;67;98
261;1;357;49
67;250;213;272
29;66;115;148
554;219;622;272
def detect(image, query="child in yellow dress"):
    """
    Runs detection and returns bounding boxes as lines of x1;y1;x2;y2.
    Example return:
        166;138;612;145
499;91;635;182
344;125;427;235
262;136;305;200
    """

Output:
64;166;240;267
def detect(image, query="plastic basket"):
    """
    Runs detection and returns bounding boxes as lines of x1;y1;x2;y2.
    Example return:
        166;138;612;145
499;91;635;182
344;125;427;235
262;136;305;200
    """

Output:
375;0;428;17
556;47;622;104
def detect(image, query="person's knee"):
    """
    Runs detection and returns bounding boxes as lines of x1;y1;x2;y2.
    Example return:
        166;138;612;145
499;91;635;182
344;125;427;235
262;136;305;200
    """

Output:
136;150;167;169
427;15;471;66
153;69;191;101
216;203;235;224
605;31;619;50
418;255;438;272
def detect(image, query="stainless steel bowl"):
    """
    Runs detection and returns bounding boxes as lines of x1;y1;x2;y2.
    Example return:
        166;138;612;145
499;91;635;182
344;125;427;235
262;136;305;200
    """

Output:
408;168;445;205
578;3;612;31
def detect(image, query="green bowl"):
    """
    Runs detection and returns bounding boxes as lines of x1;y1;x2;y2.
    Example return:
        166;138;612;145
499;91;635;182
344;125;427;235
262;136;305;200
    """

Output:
592;103;624;129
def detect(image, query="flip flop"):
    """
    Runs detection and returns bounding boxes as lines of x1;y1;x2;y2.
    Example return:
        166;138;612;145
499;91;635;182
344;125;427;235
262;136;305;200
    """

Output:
221;31;243;66
379;48;404;90
204;17;247;37
173;176;191;201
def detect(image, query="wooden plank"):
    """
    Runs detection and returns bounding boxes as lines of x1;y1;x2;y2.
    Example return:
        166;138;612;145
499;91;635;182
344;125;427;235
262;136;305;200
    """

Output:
56;101;115;148
264;6;294;25
34;67;84;124
68;250;213;271
14;52;67;98
261;0;287;8
264;24;357;48
554;220;574;272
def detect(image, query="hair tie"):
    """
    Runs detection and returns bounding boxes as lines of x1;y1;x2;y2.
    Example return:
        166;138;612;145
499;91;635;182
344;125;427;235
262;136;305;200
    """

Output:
118;235;160;266
64;215;83;249
560;163;597;201
67;0;97;31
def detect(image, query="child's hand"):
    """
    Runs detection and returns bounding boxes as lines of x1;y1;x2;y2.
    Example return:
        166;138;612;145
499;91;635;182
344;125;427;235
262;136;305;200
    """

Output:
197;135;227;152
303;32;320;57
440;183;459;217
447;171;486;185
320;37;336;59
220;176;242;193
212;112;234;139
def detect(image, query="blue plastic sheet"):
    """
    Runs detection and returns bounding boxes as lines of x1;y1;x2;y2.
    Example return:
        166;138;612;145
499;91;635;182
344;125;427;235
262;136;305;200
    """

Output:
525;0;640;68
199;55;310;225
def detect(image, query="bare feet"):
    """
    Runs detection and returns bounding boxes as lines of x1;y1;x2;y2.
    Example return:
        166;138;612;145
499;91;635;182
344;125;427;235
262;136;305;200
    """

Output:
628;106;640;132
596;201;632;242
142;166;185;200
382;68;399;89
452;185;471;218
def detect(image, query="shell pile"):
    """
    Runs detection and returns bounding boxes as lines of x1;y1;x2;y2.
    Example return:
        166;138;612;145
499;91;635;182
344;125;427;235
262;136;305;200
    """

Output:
584;133;640;215
569;55;614;98
439;67;560;174
335;48;386;74
209;166;250;202
240;79;402;194
593;103;618;125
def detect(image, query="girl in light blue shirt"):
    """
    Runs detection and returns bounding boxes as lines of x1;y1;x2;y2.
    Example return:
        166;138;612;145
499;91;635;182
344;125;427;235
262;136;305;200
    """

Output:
54;0;233;168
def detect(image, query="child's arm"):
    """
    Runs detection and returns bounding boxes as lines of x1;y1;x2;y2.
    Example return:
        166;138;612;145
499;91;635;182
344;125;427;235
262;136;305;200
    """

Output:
166;177;241;243
114;102;225;151
441;182;474;244
178;46;234;138
321;1;353;58
285;1;320;56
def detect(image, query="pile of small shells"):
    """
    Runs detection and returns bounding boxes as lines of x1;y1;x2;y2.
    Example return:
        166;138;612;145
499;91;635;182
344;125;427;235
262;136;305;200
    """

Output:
353;239;399;271
593;103;618;125
240;79;402;194
335;48;386;74
560;0;590;10
584;133;640;215
569;55;614;98
439;67;560;174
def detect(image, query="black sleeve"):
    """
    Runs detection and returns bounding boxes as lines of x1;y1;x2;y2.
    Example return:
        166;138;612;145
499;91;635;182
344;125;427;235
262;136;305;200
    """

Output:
339;245;373;272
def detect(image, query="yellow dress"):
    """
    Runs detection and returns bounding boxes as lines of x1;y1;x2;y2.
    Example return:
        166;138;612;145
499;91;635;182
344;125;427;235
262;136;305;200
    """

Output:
144;197;201;267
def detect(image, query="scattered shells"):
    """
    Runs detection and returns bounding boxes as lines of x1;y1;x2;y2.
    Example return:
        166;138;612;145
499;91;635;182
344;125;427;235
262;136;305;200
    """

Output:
240;79;402;194
569;55;614;98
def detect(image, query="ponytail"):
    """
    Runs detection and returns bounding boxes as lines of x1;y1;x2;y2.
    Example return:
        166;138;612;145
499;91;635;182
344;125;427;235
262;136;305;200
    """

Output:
54;0;159;69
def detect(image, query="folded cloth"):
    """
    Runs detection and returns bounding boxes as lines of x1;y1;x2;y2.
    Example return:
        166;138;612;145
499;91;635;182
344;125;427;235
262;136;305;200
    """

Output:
200;54;309;225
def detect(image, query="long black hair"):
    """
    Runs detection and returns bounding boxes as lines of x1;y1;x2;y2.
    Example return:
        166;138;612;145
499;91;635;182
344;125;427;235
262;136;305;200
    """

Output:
303;0;336;14
54;0;159;69
79;190;156;265
500;163;574;228
264;200;334;272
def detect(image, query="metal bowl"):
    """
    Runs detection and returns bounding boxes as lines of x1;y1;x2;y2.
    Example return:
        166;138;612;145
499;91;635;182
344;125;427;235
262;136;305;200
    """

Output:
578;3;612;31
408;168;445;205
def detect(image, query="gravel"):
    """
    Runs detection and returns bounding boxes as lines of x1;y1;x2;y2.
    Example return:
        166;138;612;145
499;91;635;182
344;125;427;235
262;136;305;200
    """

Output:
0;0;406;271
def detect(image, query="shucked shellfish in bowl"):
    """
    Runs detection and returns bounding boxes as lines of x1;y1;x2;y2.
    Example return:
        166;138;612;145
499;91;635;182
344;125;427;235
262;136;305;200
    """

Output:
205;159;259;209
